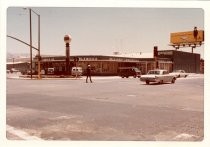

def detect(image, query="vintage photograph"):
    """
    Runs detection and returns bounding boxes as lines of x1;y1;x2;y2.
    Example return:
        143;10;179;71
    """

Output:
6;7;204;141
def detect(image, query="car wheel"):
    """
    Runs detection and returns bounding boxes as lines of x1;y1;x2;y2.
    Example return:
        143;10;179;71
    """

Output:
184;75;187;78
134;75;136;78
171;78;175;84
159;80;163;84
178;75;180;78
146;81;149;85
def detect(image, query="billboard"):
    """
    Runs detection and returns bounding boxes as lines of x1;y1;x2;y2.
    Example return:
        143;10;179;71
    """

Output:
170;30;204;45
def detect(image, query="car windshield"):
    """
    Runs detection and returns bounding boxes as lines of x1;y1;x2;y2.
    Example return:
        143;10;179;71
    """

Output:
133;68;140;72
173;70;181;73
148;70;160;75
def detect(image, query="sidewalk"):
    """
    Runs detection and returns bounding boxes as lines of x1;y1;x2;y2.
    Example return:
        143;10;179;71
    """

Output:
7;73;203;80
7;74;121;80
188;73;204;78
7;73;80;80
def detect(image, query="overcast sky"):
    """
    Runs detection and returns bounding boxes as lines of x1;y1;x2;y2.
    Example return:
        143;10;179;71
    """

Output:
7;7;204;57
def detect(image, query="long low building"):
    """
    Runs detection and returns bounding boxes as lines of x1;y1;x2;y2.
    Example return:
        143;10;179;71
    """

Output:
7;49;201;76
32;50;201;76
34;54;172;75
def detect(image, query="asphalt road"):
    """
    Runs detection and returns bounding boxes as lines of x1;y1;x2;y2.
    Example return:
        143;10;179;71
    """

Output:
6;75;204;141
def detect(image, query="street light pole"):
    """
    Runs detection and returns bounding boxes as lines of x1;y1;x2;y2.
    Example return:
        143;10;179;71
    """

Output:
30;8;41;79
29;8;33;79
38;14;41;79
25;8;41;79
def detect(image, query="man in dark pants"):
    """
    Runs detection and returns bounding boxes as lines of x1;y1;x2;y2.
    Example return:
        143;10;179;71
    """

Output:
86;64;92;83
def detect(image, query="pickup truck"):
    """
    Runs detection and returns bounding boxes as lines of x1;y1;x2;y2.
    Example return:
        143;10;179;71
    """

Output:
140;69;176;85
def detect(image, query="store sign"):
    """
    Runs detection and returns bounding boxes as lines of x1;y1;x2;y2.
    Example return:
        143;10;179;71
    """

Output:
158;51;173;56
170;30;204;45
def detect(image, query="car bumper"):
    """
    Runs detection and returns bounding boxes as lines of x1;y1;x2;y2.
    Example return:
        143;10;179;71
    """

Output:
140;78;159;82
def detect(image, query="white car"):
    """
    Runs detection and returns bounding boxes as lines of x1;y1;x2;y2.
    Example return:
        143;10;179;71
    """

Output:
47;68;55;75
169;70;188;78
140;69;176;85
71;67;83;76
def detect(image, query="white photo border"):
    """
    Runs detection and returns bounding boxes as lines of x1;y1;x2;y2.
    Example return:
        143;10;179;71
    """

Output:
1;0;209;147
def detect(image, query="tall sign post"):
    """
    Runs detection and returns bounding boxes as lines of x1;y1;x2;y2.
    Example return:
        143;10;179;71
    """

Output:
169;27;204;73
153;46;158;69
64;35;72;75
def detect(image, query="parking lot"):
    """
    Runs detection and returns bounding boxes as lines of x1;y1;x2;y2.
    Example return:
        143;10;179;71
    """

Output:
6;74;204;141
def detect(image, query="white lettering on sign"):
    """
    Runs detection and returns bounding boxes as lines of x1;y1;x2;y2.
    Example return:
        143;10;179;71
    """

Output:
158;51;173;56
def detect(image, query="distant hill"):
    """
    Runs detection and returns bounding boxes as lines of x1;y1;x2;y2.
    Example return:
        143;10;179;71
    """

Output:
7;52;32;62
7;52;31;59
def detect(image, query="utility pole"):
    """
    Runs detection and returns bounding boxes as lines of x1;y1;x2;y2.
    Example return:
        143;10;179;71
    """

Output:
29;8;33;79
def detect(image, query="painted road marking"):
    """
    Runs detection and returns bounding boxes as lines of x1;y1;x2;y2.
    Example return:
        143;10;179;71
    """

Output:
50;115;76;120
127;94;137;97
173;133;199;140
7;125;43;140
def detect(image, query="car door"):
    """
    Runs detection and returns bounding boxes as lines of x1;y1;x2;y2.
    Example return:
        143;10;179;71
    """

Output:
163;71;170;82
180;70;185;77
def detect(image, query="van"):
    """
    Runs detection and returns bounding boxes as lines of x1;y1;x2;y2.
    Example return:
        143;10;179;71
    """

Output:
47;68;55;75
118;67;141;78
71;67;83;76
10;68;20;73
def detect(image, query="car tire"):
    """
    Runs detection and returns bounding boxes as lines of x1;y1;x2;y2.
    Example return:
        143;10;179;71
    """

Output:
171;78;175;84
146;81;149;85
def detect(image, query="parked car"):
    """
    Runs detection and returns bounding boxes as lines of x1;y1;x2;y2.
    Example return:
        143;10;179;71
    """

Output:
118;67;141;78
71;67;83;76
169;70;188;78
27;69;36;75
10;68;20;73
47;68;55;75
41;69;45;75
140;69;176;85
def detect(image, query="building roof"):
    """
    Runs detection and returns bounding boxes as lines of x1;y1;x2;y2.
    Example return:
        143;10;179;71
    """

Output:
7;61;29;65
110;52;153;58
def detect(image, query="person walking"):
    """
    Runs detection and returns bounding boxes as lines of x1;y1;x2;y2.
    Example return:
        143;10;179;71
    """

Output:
86;64;93;83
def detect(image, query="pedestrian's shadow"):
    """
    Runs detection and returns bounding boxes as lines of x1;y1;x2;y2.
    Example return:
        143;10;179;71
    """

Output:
141;83;171;86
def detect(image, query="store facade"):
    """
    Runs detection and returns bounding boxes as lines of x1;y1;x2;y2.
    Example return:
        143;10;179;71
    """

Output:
158;50;200;73
33;54;173;76
7;50;201;76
